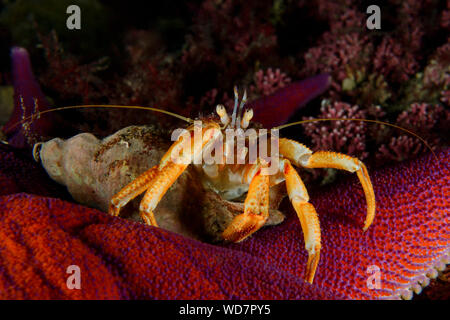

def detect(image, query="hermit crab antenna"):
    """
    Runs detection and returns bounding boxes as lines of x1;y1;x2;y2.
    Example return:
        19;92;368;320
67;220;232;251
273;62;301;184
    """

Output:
236;89;247;129
231;86;239;128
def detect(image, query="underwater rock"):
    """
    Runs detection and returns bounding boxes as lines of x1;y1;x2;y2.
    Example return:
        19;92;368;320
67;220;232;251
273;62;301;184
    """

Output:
36;125;285;241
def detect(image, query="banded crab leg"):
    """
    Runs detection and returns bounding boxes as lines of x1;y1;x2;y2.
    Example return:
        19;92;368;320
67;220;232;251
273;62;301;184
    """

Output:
108;122;221;226
107;129;195;218
279;138;376;230
108;125;199;217
283;159;321;284
139;162;188;226
139;123;220;227
222;163;270;242
108;165;159;217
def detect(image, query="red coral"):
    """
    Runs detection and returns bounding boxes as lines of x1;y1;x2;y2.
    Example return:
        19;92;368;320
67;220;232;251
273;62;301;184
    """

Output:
38;31;107;103
181;0;277;91
442;4;450;29
111;29;183;113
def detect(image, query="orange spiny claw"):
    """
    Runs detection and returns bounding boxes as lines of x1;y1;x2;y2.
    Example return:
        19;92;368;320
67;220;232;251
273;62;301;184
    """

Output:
305;244;321;284
222;213;267;243
222;165;269;242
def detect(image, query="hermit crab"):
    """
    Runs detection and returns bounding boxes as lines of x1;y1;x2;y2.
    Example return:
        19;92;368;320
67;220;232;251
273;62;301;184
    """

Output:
107;88;376;284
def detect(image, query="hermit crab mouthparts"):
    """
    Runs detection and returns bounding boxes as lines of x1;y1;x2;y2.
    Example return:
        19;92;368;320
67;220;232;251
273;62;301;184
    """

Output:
217;87;252;129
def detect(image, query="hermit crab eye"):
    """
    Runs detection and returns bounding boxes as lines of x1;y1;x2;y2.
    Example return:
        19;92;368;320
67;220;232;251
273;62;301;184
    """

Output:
241;108;253;129
216;104;230;126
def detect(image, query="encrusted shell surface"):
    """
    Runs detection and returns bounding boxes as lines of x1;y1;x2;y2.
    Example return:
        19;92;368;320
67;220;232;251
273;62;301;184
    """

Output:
37;125;285;241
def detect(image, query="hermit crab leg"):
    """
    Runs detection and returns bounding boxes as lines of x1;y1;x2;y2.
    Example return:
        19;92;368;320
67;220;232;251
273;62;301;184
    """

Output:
302;151;375;231
139;162;189;226
108;127;197;218
283;159;321;284
139;123;221;227
222;164;270;242
279;138;375;231
108;166;159;217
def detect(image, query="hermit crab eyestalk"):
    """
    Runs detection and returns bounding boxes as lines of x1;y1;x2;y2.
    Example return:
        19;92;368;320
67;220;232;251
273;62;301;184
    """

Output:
216;104;230;126
231;86;239;128
241;108;253;129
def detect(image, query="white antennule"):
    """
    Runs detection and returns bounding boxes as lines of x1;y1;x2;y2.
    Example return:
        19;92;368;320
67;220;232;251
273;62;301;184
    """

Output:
230;86;239;128
241;108;253;129
216;104;230;127
236;89;247;129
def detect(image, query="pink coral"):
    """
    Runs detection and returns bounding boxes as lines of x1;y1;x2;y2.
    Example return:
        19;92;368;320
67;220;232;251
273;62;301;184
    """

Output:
396;103;446;133
442;4;450;29
251;68;291;97
428;41;450;104
377;102;449;163
299;0;439;104
181;0;277;77
198;68;292;112
315;0;364;30
196;73;328;128
303;32;370;92
371;0;426;83
377;135;422;162
373;37;420;83
442;90;450;105
302;101;367;159
300;1;371;96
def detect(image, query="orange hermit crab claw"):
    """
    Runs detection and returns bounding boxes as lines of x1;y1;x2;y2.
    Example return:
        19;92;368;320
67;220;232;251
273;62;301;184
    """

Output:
305;249;321;284
222;167;269;243
222;213;267;243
